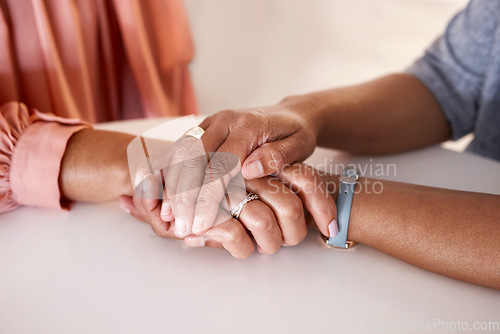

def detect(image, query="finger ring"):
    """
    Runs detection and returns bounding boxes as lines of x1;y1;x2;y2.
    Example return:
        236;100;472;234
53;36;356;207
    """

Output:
185;126;204;140
230;193;260;220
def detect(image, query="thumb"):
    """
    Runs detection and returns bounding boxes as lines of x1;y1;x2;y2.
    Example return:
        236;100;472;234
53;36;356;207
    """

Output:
242;132;315;179
276;163;337;238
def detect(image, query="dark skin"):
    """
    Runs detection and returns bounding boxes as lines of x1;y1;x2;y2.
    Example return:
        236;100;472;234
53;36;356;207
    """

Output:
293;73;451;154
349;180;500;290
279;167;500;290
59;73;499;289
60;129;133;202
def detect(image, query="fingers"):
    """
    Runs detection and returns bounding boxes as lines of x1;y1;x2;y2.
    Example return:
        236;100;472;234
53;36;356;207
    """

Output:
161;106;318;244
168;109;315;237
134;168;161;211
185;208;255;259
190;121;262;235
163;124;231;237
245;178;307;246
132;169;173;238
201;108;315;181
118;195;145;222
190;114;273;234
166;137;206;237
242;130;315;179
237;198;283;254
191;150;242;235
276;164;337;237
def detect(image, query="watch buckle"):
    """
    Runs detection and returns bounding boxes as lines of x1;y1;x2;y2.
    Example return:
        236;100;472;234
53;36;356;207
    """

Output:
339;174;359;184
321;234;358;250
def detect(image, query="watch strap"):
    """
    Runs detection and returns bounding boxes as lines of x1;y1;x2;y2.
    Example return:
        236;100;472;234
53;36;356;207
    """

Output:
327;168;358;248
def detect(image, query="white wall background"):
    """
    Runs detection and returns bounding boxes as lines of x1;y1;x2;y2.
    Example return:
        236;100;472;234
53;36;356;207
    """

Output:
184;0;468;115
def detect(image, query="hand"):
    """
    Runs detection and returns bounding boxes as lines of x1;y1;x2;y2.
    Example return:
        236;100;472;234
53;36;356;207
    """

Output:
276;163;340;236
164;101;322;238
200;101;321;179
119;164;337;258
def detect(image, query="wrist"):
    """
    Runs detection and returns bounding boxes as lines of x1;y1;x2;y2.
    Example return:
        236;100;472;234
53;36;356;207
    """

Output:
60;129;134;202
279;94;325;139
117;151;133;197
321;172;365;244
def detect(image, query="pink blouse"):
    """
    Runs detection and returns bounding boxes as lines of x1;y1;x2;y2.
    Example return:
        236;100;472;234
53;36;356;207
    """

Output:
0;0;197;213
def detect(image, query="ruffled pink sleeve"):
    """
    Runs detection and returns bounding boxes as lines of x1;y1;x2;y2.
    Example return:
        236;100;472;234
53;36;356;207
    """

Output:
0;102;90;213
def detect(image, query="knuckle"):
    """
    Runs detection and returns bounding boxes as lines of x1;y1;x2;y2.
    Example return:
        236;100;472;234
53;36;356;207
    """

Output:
233;111;265;130
173;192;192;206
226;225;246;245
219;109;236;118
180;147;207;168
207;153;240;179
284;196;304;220
248;213;275;232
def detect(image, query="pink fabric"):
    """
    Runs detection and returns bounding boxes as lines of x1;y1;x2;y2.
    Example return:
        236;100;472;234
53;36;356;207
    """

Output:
0;0;197;213
0;102;89;212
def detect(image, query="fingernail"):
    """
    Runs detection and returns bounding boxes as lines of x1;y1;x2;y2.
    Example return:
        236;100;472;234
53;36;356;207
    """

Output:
174;218;187;237
192;216;204;235
184;235;206;247
134;168;150;188
161;201;172;217
243;160;264;179
119;204;130;214
328;219;338;237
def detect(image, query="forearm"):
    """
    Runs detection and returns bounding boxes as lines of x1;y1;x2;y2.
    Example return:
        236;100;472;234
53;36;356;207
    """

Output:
59;129;135;202
281;73;451;154
344;178;500;289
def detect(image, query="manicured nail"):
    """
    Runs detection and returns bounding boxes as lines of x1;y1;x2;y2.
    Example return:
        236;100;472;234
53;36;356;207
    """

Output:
244;160;264;179
119;204;130;214
328;219;338;237
134;168;150;188
174;218;187;237
161;201;172;217
184;235;206;247
192;216;204;235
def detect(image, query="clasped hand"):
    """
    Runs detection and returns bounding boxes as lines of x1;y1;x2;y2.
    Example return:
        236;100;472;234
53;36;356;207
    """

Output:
121;108;337;258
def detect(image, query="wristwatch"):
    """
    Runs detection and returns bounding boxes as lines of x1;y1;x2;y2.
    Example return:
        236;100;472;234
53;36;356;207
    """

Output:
325;167;359;249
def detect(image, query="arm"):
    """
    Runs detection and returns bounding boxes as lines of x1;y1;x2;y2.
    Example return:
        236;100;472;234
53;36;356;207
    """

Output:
60;128;337;258
350;179;499;289
279;165;500;290
282;73;451;154
59;129;134;202
169;73;449;235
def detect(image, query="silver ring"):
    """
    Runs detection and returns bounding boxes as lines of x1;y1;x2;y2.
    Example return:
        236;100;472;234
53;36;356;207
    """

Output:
230;193;260;220
185;126;204;140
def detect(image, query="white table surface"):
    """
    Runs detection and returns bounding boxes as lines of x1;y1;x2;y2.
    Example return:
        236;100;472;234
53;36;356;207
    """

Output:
1;118;499;334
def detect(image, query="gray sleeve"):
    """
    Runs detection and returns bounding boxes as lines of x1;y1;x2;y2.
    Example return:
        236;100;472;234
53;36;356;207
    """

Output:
405;0;499;140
